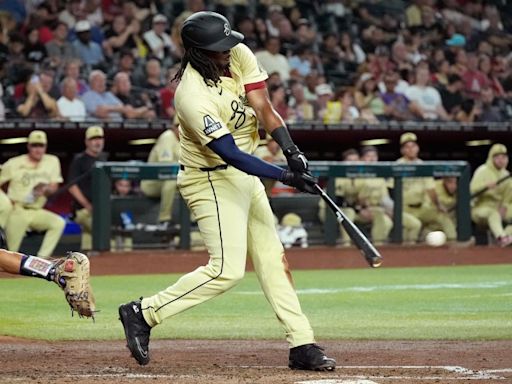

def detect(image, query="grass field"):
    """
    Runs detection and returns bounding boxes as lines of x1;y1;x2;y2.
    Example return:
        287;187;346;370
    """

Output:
1;264;511;341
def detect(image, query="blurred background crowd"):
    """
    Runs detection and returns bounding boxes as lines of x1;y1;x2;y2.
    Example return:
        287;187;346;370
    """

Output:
0;0;511;124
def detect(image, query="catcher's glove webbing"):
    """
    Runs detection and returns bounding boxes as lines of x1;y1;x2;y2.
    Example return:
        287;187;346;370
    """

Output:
51;252;96;319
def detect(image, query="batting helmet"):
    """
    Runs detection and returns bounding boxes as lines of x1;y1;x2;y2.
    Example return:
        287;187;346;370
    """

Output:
181;11;244;52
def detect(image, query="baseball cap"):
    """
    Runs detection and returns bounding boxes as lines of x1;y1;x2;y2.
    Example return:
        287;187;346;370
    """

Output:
359;72;374;83
75;20;91;33
445;34;466;47
315;83;333;96
28;130;47;145
86;125;104;140
400;132;417;145
153;14;167;24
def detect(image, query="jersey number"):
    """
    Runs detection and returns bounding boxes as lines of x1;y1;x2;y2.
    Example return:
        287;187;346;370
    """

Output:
230;100;246;129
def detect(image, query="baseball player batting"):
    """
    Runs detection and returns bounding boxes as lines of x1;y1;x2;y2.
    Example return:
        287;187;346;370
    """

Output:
119;11;336;371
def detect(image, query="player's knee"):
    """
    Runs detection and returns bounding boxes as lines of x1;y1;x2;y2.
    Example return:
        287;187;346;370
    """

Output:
52;216;66;232
220;270;245;289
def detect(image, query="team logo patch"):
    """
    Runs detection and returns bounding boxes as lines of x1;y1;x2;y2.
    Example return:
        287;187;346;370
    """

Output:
203;115;222;135
224;22;230;36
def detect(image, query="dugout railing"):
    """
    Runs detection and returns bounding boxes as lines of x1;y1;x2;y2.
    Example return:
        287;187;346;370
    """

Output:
91;161;471;251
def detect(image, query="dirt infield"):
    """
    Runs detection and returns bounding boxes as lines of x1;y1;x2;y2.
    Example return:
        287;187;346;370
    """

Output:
1;246;511;383
0;338;511;383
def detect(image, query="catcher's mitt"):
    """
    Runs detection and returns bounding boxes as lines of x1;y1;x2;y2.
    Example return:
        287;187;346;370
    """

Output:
52;252;96;319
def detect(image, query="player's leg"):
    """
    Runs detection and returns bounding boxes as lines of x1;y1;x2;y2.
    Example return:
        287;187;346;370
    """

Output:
472;205;505;239
247;179;335;371
119;168;252;365
158;180;177;222
5;205;31;252
74;208;92;251
29;209;66;258
369;207;393;244
402;211;421;244
0;190;12;228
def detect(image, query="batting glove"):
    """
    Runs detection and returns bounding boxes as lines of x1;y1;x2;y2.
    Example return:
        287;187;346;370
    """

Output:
281;170;319;194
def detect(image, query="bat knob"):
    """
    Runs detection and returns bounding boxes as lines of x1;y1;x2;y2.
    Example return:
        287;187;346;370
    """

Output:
369;256;383;268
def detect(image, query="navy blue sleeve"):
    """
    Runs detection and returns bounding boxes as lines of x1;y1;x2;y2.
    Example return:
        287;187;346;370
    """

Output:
207;134;285;180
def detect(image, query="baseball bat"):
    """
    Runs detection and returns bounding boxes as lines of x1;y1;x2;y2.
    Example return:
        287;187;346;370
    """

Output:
447;173;511;212
314;184;383;268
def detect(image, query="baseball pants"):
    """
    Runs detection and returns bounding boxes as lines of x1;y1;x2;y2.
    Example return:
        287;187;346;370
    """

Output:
140;180;177;222
0;190;12;228
405;204;456;241
141;166;315;347
472;204;512;238
74;208;92;251
6;204;65;258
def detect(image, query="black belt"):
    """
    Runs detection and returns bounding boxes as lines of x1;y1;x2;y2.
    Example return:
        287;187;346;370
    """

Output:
407;203;422;208
180;164;228;172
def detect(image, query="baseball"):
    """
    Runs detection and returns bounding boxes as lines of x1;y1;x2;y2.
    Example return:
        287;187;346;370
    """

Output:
425;231;447;247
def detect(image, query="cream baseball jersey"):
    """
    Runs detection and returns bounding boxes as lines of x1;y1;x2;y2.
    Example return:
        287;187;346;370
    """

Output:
0;154;63;208
175;43;268;168
149;130;180;163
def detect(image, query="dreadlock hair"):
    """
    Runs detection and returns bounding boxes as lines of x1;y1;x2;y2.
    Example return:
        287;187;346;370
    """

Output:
173;47;221;87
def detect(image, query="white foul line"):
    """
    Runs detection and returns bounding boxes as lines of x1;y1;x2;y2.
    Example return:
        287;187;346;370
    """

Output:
235;281;512;295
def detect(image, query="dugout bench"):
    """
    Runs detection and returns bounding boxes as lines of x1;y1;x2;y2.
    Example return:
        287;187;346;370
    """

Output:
91;161;472;251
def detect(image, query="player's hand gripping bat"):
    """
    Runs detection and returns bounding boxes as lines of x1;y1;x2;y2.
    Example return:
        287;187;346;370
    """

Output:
314;184;383;268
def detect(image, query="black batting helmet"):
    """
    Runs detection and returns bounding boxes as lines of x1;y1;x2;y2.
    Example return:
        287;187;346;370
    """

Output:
181;11;244;52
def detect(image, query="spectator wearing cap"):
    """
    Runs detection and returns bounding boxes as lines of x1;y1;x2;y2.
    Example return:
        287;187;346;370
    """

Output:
265;4;284;37
81;70;124;120
395;132;455;243
45;22;79;68
17;71;59;119
315;83;334;122
405;67;450;121
72;20;105;67
111;72;156;119
355;73;385;121
143;14;176;62
439;74;464;119
57;77;86;122
68;126;108;252
0;130;65;258
255;36;290;82
295;18;317;49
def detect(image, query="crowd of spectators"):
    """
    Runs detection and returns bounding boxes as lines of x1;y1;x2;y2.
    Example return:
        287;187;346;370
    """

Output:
0;0;512;124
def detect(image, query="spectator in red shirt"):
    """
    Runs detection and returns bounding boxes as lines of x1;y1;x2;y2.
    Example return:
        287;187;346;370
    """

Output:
462;53;489;98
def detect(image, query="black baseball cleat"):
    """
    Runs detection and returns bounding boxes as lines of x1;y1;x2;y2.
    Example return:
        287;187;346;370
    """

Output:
118;300;152;365
289;343;336;371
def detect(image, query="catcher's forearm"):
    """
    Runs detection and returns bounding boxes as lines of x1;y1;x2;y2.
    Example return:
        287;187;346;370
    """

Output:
0;248;23;274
